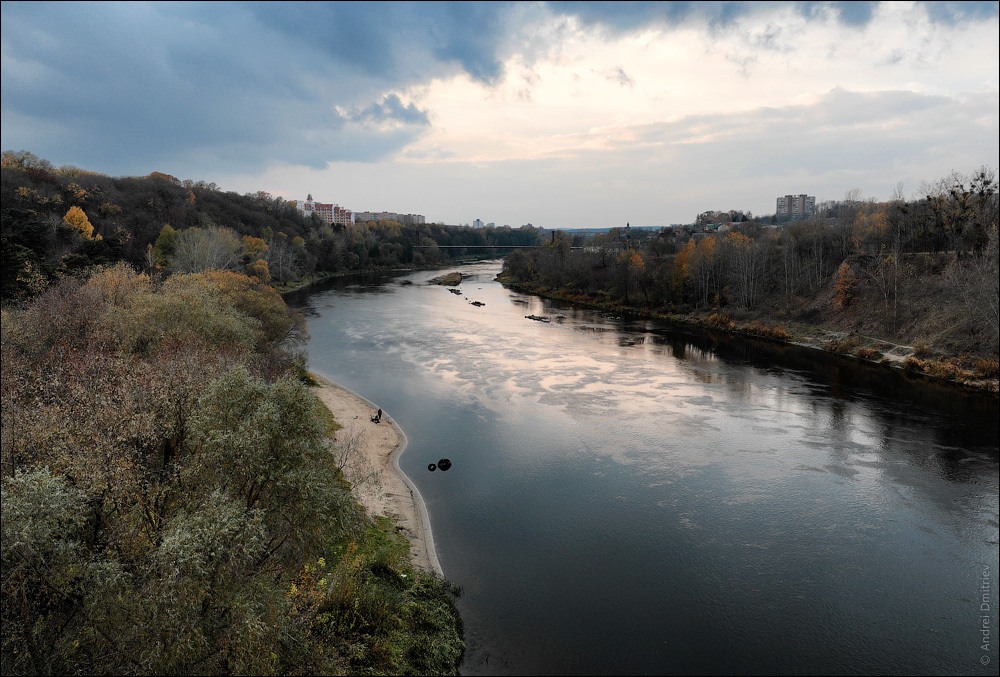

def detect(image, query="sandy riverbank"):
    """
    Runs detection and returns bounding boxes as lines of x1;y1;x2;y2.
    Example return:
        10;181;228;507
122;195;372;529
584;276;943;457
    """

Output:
310;375;442;575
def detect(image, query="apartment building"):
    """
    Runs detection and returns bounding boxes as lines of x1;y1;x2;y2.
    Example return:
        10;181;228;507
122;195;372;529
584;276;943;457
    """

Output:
776;194;816;221
294;194;352;226
354;211;426;226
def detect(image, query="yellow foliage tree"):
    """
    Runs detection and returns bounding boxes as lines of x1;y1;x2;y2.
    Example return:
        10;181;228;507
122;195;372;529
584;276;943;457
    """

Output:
241;235;268;261
833;262;858;309
246;258;271;284
674;238;695;290
66;183;88;200
63;206;99;240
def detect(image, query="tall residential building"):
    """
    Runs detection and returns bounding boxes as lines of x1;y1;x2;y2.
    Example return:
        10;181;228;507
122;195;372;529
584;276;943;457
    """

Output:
776;194;816;221
333;205;352;226
293;195;352;226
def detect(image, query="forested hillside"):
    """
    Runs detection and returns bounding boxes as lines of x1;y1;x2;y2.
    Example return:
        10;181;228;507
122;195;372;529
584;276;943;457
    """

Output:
1;150;542;302
1;265;463;675
501;168;998;390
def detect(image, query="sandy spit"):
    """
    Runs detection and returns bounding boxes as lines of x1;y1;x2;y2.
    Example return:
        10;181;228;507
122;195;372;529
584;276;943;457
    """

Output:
311;375;442;576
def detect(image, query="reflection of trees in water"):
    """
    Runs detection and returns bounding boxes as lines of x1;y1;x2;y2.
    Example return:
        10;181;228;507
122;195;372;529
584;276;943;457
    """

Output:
873;409;998;485
641;320;998;494
681;325;997;447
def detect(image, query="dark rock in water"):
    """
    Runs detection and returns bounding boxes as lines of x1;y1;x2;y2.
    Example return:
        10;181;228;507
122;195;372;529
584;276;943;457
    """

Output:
470;301;485;306
437;458;452;471
427;463;437;471
448;288;462;295
525;314;551;322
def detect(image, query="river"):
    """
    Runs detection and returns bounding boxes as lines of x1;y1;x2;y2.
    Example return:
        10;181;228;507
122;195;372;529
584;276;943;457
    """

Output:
286;261;999;676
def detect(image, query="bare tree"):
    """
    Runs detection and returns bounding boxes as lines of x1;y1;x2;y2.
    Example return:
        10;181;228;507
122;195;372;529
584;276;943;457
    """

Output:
723;232;770;310
331;424;383;511
853;204;907;333
946;224;1000;348
171;227;242;273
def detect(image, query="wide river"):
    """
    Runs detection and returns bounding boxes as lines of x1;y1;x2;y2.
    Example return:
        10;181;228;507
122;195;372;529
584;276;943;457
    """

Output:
287;261;999;676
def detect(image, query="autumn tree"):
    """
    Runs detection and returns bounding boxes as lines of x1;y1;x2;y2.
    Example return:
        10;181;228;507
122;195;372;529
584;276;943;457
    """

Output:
63;205;97;240
616;250;647;305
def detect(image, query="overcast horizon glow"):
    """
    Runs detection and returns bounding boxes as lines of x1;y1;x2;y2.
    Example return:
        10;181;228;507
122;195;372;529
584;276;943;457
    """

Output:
2;1;998;227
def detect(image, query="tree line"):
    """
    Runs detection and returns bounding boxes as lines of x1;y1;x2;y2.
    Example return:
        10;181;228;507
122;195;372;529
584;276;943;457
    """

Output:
1;150;543;302
502;167;998;356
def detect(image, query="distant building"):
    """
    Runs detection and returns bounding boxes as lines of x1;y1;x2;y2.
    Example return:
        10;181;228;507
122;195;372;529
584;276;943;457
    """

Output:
294;194;351;226
776;194;816;221
473;219;484;229
354;211;425;225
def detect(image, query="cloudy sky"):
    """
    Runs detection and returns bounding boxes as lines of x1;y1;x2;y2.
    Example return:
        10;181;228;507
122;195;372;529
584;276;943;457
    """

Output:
2;1;997;227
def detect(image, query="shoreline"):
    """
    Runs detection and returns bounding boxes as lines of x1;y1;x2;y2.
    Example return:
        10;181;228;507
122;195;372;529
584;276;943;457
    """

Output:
500;279;1000;395
310;374;442;576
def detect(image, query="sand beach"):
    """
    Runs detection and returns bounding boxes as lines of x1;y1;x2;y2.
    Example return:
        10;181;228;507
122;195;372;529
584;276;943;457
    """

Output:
312;375;442;575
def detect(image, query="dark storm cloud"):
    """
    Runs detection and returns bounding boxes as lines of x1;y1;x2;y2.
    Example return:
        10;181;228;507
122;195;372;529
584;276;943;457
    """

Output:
238;1;512;84
548;1;998;29
0;1;510;175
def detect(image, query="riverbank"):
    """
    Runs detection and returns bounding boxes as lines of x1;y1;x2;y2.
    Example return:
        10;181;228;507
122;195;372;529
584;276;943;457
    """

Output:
310;374;442;575
500;279;999;394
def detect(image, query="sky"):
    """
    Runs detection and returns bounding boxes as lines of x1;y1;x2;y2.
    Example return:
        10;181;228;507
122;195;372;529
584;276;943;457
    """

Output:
2;1;998;228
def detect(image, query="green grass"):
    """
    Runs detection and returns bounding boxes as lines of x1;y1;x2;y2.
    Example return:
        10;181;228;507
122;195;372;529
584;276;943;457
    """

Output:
293;517;464;675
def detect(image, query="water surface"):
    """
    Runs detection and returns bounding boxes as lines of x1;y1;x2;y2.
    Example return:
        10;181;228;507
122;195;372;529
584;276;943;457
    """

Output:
287;262;998;676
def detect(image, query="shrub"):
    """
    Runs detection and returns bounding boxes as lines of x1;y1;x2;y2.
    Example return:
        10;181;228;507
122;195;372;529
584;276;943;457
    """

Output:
706;313;736;330
826;337;860;354
923;360;959;380
740;321;791;341
855;347;883;361
974;358;999;379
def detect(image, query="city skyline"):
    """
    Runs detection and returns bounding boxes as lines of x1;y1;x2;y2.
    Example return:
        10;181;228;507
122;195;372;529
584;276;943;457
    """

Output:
2;1;997;227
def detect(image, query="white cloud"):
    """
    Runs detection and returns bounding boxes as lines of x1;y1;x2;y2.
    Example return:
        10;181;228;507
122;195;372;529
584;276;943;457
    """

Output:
395;1;997;169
